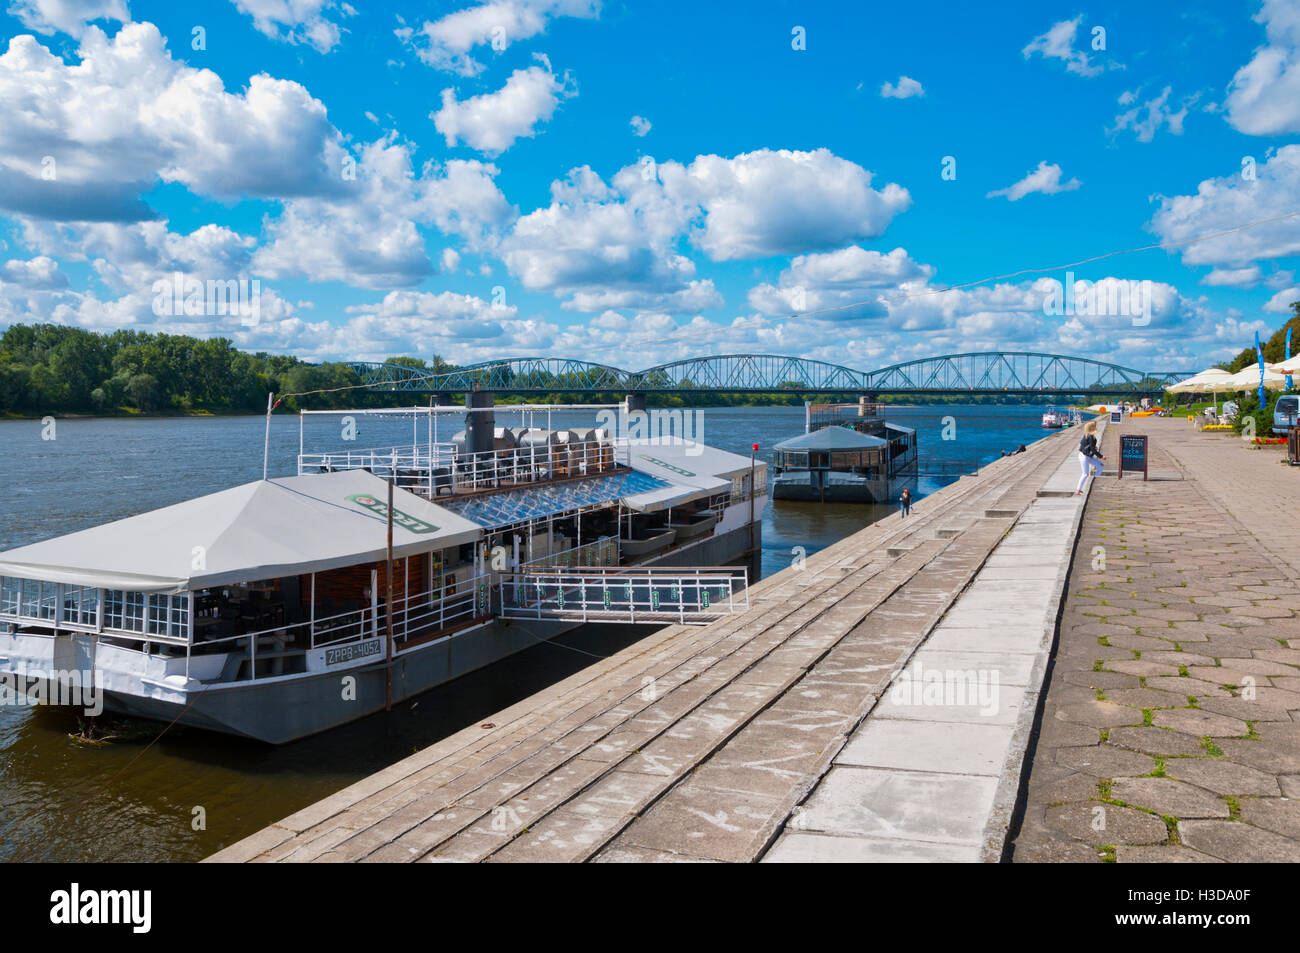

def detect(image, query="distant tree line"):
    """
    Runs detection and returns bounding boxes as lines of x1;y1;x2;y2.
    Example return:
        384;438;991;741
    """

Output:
0;324;408;416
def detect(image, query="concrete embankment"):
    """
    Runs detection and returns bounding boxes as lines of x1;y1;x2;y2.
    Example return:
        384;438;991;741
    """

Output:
209;425;1096;863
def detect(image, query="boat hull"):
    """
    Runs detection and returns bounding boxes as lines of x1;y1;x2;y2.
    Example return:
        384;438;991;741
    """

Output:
771;472;912;504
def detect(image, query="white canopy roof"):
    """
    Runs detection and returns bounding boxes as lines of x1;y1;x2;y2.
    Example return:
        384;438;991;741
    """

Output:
0;470;482;594
623;439;756;513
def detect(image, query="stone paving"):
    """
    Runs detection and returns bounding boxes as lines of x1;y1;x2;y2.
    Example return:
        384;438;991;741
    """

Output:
1010;418;1300;864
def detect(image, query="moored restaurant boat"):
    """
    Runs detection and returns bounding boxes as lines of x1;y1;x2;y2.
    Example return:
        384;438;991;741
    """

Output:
0;402;765;744
770;400;918;503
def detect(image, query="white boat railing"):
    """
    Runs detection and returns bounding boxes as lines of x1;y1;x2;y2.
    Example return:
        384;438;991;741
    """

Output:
190;574;487;681
518;536;620;571
298;440;626;495
498;566;749;626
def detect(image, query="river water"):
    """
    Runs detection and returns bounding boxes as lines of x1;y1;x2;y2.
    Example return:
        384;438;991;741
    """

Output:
0;403;1053;861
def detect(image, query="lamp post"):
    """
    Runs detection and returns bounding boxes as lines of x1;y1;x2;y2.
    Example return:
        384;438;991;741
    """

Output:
749;443;758;560
385;477;395;712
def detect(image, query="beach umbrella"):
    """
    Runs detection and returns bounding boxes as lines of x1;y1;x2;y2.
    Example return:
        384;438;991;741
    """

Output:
1224;363;1287;392
1267;353;1300;375
1168;372;1217;393
1168;367;1233;412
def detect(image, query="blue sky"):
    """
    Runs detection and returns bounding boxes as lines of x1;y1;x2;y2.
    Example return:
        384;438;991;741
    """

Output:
0;0;1298;374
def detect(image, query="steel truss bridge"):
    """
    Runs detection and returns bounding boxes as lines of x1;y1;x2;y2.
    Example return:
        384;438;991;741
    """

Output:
348;352;1189;398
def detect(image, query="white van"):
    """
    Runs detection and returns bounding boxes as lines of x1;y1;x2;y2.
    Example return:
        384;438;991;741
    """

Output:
1274;395;1299;435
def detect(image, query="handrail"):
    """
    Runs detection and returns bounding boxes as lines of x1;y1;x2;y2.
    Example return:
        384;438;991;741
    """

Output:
298;439;623;494
518;536;619;571
499;566;748;625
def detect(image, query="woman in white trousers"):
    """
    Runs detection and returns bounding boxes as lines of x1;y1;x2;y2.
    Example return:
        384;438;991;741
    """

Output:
1076;419;1104;495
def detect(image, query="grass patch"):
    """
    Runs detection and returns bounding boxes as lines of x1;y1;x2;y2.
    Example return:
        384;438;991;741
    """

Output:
1201;737;1223;757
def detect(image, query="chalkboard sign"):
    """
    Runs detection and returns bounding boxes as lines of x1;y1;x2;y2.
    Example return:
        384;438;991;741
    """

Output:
1119;434;1148;480
1110;409;1122;423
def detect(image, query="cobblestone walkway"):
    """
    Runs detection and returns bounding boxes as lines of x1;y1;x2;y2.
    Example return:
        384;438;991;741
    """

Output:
1012;419;1300;863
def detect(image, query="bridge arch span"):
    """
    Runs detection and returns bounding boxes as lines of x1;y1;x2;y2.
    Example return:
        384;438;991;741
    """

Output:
345;351;1187;397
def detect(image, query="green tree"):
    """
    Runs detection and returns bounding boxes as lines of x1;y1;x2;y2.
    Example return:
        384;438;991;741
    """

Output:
125;373;161;412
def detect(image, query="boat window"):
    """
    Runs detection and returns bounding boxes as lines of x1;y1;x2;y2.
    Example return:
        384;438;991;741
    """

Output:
146;594;164;634
104;589;146;632
21;579;56;620
60;585;98;627
144;594;189;639
0;576;19;616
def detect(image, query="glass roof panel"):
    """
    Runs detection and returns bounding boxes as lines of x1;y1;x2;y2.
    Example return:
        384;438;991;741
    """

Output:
441;471;671;528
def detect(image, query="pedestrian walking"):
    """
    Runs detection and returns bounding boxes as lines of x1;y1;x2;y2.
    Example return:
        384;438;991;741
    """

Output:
900;487;913;517
1076;420;1104;495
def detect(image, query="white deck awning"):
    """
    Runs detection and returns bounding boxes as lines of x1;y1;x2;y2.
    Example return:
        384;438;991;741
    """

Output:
622;440;754;513
0;470;483;594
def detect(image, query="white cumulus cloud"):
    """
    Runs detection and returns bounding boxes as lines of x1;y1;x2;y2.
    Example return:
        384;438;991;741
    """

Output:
432;60;575;155
1225;0;1300;136
660;148;911;261
880;76;924;99
986;161;1081;201
1110;86;1195;142
1148;145;1300;270
7;0;128;37
254;140;516;288
497;149;910;313
1023;16;1109;77
0;23;354;221
397;0;599;75
230;0;356;53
